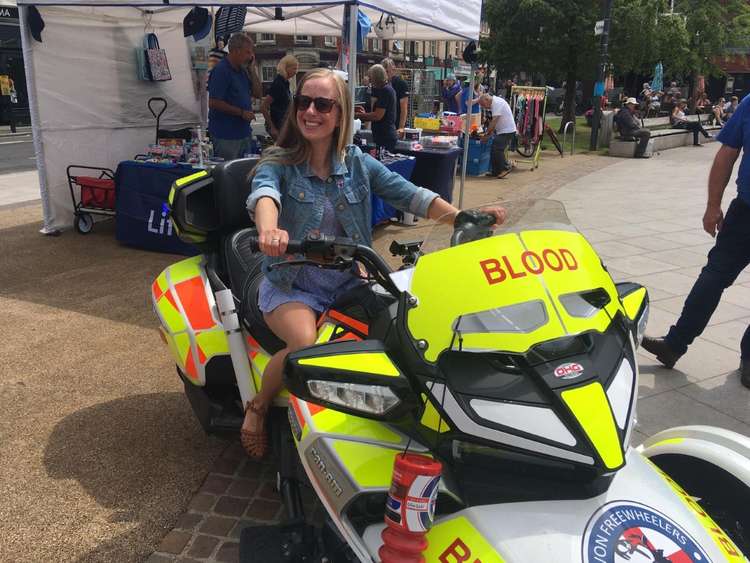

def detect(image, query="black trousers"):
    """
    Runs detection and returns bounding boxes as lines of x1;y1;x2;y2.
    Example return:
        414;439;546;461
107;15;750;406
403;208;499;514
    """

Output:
624;128;651;157
675;121;710;145
491;133;515;175
666;198;750;359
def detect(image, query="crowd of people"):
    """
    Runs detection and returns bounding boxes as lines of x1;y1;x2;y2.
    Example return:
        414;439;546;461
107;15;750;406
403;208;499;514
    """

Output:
637;80;740;127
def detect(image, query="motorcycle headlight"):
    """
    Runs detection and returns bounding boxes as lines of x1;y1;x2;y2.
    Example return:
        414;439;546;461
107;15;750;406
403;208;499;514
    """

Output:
307;380;401;415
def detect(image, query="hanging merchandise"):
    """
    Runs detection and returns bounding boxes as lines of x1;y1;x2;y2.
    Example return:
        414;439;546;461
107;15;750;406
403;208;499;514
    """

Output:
214;6;247;43
145;33;172;82
510;85;548;170
374;13;397;39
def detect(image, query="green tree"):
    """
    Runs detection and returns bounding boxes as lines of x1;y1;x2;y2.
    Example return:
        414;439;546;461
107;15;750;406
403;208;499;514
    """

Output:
677;0;750;98
609;0;662;76
481;0;599;131
609;0;750;96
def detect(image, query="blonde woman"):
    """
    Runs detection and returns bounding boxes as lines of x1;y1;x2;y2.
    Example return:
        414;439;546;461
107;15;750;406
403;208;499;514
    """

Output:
240;68;504;457
260;55;299;140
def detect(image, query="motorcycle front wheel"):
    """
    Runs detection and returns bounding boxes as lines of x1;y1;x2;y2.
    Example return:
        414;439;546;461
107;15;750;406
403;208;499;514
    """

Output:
651;454;750;556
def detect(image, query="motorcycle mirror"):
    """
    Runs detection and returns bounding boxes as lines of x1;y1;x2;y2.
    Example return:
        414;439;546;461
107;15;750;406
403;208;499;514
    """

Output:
615;282;649;346
285;340;418;421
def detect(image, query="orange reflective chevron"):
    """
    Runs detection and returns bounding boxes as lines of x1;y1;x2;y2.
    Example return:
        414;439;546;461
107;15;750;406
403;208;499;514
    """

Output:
184;345;198;380
175;277;214;331
327;309;369;336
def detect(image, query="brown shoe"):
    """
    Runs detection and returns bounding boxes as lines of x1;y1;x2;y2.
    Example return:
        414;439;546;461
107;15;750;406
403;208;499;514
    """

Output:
497;169;511;179
641;336;682;369
240;398;269;459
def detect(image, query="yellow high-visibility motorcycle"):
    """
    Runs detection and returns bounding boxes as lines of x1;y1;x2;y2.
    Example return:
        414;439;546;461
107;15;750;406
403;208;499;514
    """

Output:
153;160;750;562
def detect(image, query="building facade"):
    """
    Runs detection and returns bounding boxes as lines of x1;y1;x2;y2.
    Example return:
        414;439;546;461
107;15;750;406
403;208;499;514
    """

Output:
252;32;468;89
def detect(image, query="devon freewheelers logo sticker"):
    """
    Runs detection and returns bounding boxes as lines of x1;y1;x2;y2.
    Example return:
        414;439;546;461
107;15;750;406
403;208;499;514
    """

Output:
583;501;712;563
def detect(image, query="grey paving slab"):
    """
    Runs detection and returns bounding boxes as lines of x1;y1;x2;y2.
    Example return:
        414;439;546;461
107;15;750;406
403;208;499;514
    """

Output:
0;170;41;207
593;240;652;259
656;230;720;247
597;223;665;239
638;221;699;234
636;358;694;398
638;335;743;393
578;228;619;243
634;390;750;437
720;284;750;308
618;235;686;252
635;270;700;296
673;265;750;285
651;295;750;326
645;248;715;269
602;255;677;276
700;320;748;353
678;371;750;425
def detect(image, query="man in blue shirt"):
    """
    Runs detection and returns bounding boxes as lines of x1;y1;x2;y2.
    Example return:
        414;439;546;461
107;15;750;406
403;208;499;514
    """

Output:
643;95;750;387
441;76;461;114
208;32;260;160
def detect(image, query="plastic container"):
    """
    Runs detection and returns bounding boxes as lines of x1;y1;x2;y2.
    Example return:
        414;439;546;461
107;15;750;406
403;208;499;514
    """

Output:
379;453;442;563
403;128;422;141
414;117;441;131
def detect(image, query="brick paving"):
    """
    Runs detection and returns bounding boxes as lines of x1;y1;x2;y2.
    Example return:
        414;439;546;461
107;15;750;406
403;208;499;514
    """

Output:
146;442;280;563
147;441;324;562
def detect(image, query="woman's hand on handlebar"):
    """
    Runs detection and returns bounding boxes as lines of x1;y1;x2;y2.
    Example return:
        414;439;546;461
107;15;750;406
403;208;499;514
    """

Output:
480;206;507;227
258;227;290;256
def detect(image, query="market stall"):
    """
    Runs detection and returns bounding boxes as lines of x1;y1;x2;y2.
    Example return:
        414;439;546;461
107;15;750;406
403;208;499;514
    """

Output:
15;0;482;234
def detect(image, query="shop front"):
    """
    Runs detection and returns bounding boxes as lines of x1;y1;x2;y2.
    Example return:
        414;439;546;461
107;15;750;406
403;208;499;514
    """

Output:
0;4;30;129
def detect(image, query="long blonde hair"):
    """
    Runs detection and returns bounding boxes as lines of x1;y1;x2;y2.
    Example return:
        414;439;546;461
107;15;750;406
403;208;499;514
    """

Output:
276;54;299;76
254;69;352;173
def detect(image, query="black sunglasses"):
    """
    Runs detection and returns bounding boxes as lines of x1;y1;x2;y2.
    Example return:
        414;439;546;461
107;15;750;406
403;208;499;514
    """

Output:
294;95;338;114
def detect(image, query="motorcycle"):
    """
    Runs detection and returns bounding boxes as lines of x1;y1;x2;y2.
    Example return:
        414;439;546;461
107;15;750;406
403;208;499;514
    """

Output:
153;159;750;562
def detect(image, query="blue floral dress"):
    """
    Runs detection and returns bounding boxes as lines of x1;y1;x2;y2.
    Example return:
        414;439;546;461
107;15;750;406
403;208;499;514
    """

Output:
258;178;364;314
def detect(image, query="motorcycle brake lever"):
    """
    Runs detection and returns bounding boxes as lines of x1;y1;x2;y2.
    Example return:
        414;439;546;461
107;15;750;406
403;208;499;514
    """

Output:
269;258;353;271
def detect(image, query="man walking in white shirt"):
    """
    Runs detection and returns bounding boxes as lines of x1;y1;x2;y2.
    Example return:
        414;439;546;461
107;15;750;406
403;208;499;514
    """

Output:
478;93;517;179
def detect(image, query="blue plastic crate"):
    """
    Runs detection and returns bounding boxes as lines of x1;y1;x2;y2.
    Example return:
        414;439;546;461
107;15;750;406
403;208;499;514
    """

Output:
467;153;490;176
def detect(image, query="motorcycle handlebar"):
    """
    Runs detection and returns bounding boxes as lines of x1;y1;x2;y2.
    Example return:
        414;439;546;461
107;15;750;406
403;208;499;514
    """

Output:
246;235;305;255
246;233;401;297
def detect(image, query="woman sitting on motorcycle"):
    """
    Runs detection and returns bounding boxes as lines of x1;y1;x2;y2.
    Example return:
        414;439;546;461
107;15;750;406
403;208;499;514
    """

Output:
242;68;503;458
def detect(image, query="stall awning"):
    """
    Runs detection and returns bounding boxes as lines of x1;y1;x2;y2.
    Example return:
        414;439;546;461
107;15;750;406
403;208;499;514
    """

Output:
14;0;481;40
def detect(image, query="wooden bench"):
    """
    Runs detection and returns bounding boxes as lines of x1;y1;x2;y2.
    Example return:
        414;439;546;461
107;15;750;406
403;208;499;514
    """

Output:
609;113;721;157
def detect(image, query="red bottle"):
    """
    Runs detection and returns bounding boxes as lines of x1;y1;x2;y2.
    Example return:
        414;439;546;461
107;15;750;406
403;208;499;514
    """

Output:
379;453;442;563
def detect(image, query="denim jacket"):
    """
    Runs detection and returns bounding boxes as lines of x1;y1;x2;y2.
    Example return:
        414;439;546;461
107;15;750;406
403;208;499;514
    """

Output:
246;145;438;290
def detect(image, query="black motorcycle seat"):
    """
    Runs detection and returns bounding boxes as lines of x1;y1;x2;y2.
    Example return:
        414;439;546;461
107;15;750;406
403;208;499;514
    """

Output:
224;228;286;355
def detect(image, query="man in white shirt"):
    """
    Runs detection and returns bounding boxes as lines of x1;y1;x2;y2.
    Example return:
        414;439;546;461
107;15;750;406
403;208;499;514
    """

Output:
478;93;517;178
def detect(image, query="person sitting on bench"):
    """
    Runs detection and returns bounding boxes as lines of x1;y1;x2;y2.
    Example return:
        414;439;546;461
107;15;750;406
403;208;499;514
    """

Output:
671;100;712;147
617;98;651;158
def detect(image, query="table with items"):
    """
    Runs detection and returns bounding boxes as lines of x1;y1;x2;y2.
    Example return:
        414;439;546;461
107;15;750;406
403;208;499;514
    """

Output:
393;145;462;204
115;160;202;255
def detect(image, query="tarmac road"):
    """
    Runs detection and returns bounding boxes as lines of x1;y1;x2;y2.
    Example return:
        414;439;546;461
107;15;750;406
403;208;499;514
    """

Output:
0;132;36;174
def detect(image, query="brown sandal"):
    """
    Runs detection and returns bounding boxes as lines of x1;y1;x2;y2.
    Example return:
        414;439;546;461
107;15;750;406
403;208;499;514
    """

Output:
240;399;269;459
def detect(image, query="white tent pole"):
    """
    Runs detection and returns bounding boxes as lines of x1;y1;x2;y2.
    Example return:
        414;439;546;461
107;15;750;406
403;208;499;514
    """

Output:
347;2;358;143
458;65;475;210
18;6;55;234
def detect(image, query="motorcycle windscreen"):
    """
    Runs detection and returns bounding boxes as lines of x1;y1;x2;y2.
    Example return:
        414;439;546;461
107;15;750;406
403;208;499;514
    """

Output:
407;229;620;363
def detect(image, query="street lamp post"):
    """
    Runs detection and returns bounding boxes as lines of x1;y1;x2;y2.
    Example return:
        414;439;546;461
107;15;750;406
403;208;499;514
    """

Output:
590;0;614;151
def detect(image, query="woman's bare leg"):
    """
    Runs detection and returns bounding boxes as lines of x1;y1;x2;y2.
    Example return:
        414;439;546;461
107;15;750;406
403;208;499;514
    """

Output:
241;302;318;437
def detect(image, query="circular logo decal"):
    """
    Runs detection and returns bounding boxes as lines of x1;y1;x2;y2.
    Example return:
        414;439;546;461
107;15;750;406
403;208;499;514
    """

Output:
583;501;712;563
555;362;584;380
